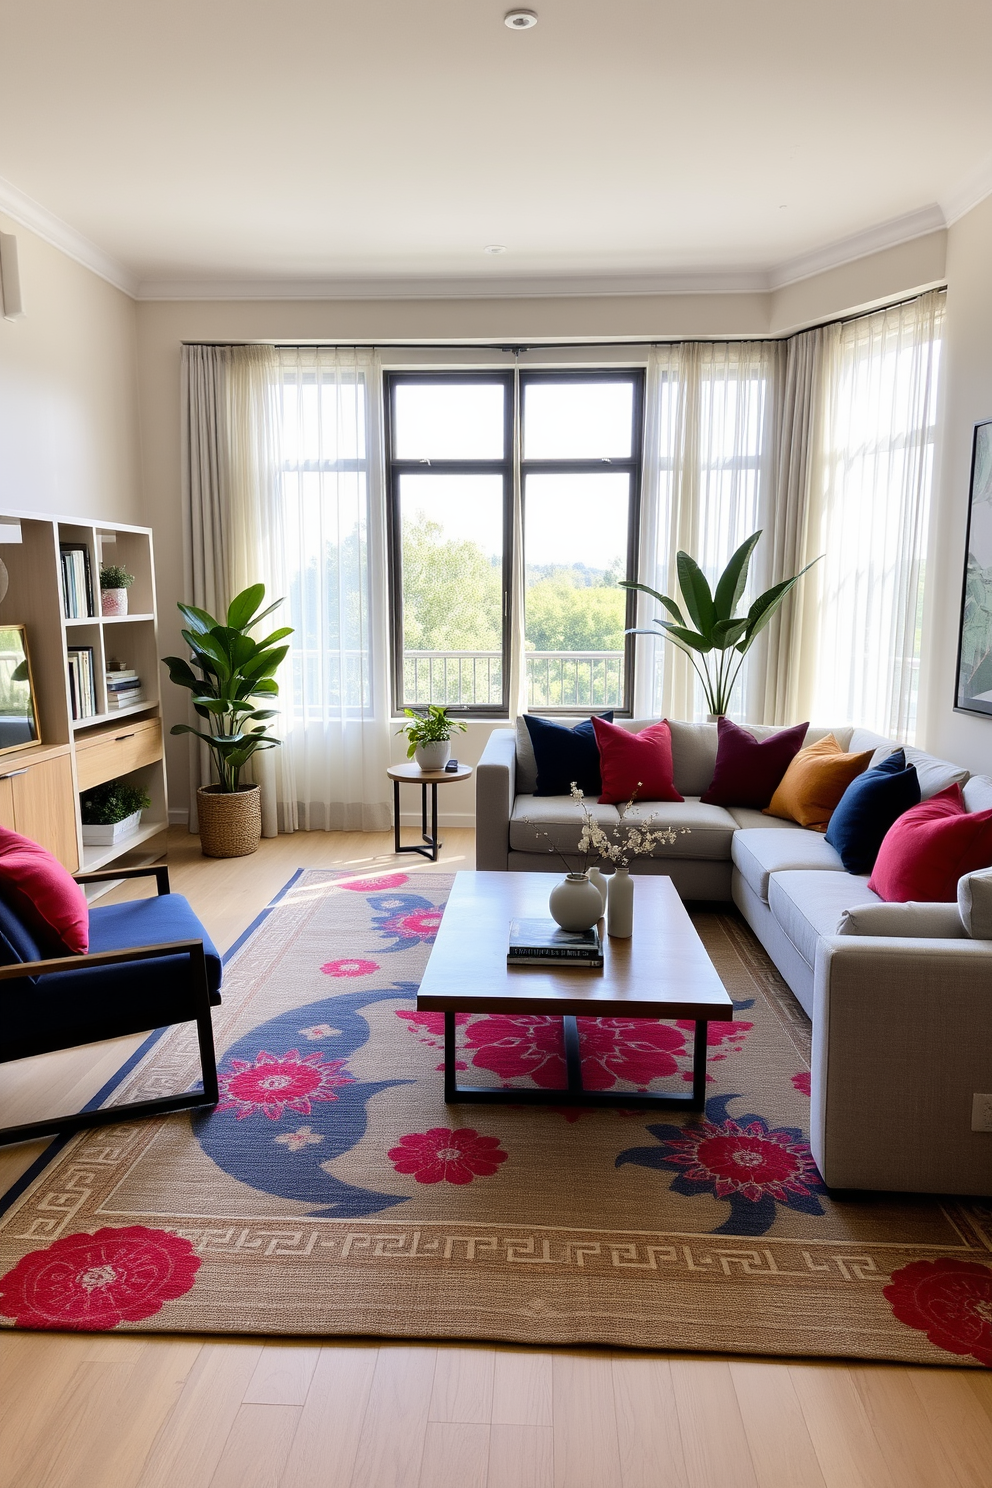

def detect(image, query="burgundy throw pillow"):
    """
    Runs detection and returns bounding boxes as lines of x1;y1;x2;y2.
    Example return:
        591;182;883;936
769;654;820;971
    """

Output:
0;825;88;954
868;785;992;903
701;718;809;808
592;717;683;805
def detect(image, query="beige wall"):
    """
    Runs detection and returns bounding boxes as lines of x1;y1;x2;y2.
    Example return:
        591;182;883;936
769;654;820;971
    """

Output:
0;215;140;524
919;194;992;771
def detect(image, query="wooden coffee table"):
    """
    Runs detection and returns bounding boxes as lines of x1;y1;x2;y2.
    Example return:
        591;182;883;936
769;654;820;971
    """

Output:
416;871;733;1110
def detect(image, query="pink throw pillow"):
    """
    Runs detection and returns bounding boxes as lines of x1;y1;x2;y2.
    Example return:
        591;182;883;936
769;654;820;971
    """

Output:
701;717;809;808
592;717;683;805
0;826;88;954
868;785;992;903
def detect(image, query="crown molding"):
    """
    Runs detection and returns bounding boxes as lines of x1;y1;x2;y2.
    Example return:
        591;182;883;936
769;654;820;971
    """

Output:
766;204;946;291
0;173;137;296
940;158;992;226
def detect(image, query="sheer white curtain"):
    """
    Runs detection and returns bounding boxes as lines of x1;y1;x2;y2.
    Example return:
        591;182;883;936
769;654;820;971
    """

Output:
634;341;779;721
794;291;945;740
181;344;391;834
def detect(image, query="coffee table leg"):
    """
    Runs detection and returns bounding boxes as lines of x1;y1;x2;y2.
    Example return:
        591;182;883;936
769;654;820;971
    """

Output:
444;1011;456;1103
563;1016;582;1096
690;1020;709;1110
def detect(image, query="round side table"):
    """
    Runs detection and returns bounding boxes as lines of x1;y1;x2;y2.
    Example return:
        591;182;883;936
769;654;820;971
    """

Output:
387;762;473;862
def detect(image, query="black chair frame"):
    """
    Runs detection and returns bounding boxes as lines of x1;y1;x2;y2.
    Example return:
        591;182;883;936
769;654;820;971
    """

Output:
0;865;219;1147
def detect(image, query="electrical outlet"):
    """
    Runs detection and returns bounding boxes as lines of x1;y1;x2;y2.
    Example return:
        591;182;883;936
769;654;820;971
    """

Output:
972;1094;992;1132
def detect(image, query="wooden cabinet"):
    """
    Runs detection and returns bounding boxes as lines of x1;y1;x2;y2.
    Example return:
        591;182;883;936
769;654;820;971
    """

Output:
75;717;163;793
0;748;78;870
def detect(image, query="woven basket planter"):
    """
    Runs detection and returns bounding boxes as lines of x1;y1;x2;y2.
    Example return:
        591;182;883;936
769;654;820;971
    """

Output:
196;784;261;858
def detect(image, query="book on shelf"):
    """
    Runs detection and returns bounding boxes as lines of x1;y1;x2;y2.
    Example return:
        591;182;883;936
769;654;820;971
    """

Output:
66;645;97;719
107;692;145;710
507;917;603;967
59;544;94;619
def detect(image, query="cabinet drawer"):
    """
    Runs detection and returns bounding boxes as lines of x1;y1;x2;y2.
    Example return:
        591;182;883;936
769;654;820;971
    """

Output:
75;717;163;791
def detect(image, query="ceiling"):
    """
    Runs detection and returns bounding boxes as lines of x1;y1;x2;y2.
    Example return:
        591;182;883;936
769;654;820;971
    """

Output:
1;0;990;298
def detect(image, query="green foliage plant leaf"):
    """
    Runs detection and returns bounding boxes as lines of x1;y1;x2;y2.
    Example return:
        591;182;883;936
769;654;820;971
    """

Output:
676;552;716;636
713;531;761;622
226;584;266;630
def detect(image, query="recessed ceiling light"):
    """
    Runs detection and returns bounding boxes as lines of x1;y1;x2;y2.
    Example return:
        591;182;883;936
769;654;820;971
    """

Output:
484;245;507;255
505;10;537;29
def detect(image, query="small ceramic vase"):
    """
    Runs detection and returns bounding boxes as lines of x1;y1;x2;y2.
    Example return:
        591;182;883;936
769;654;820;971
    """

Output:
101;587;128;617
549;872;603;933
587;866;608;915
414;741;450;771
607;865;634;938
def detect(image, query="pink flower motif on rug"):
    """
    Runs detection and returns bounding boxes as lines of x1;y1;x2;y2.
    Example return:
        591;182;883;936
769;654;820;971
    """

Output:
341;874;409;891
379;907;443;942
217;1049;354;1121
395;1010;471;1070
668;1119;819;1205
464;1015;568;1088
884;1258;992;1367
388;1127;508;1185
299;1023;341;1041
320;958;379;977
792;1072;812;1096
576;1018;689;1090
274;1125;324;1151
0;1226;200;1331
675;1018;752;1051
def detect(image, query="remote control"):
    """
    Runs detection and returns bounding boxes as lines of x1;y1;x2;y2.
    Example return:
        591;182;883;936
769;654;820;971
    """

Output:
445;759;460;771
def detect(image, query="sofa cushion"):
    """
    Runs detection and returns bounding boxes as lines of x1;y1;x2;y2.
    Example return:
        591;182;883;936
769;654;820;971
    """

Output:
764;735;874;831
837;900;966;939
824;750;921;874
0;825;88;956
963;774;992;813
732;828;846;902
767;870;879;970
957;866;992;939
869;784;992;903
621;799;739;859
88;893;224;997
668;720;719;797
510;796;621;855
523;712;614;797
700;717;808;808
593;716;682;804
725;806;807;831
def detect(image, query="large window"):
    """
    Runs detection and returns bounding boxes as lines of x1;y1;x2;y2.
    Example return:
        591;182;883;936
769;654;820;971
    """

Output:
386;370;644;716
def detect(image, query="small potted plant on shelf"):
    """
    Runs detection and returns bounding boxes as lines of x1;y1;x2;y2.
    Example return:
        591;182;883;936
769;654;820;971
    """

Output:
396;704;467;771
100;563;135;617
163;583;291;859
80;778;151;845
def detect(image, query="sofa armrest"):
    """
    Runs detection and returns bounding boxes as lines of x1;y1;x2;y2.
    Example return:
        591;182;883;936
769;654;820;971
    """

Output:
810;936;992;1195
476;728;517;871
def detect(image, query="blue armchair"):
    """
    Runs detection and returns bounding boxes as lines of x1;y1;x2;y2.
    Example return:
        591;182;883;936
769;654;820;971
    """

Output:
0;864;221;1146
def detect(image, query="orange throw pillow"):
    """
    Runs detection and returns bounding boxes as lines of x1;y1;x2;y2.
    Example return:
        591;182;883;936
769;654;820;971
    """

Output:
763;734;873;833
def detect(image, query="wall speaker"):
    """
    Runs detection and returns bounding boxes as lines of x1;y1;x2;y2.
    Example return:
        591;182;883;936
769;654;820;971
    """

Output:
0;233;25;321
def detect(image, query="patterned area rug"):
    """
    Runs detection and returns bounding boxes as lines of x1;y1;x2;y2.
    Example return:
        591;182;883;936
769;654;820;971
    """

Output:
1;867;990;1366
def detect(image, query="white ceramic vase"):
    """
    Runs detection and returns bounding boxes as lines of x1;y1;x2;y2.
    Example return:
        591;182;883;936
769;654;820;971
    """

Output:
607;865;634;938
101;587;128;617
587;866;608;914
414;741;450;771
548;872;603;933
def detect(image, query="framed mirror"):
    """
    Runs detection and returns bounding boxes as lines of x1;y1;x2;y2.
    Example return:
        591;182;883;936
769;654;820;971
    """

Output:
0;625;40;755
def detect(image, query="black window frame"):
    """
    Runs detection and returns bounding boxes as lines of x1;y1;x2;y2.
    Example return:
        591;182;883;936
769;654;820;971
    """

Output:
385;371;514;719
519;368;645;717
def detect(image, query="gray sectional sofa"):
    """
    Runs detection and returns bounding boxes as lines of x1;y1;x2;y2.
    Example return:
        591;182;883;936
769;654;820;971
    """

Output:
476;718;992;1196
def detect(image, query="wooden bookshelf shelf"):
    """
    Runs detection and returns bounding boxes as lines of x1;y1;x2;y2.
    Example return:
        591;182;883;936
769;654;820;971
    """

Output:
0;510;168;879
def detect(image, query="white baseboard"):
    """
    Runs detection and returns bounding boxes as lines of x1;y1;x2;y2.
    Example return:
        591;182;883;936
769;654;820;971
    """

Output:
398;811;476;831
168;808;190;825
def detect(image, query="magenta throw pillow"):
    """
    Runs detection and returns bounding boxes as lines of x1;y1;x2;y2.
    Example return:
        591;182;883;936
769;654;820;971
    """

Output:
868;785;992;903
700;718;809;809
592;717;683;805
0;825;88;955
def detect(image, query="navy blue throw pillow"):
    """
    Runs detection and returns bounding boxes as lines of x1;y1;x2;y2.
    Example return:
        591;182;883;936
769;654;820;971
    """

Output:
524;712;614;797
825;749;921;874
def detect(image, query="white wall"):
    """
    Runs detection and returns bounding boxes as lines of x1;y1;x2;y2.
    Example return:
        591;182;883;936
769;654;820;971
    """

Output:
919;194;992;772
0;215;140;523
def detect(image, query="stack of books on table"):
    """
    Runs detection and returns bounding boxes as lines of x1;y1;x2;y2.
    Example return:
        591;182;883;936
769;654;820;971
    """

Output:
59;544;94;619
67;646;97;719
507;918;604;968
105;669;144;710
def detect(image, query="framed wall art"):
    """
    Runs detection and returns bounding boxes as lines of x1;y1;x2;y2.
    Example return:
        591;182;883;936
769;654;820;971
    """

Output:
956;418;992;715
0;624;40;755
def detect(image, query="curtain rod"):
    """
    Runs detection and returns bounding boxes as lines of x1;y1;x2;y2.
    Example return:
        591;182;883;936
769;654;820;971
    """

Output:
181;286;945;354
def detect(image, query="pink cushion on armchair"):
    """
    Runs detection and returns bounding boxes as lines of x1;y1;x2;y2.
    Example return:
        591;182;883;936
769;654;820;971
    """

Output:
0;826;88;954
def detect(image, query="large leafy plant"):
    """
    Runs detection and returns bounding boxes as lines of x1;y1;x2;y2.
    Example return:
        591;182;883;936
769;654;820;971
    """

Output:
163;584;292;793
621;531;819;717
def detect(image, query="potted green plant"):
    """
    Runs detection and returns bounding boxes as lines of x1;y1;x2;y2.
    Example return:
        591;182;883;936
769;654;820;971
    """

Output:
100;563;135;618
621;530;820;719
80;779;151;845
163;584;292;858
396;704;467;771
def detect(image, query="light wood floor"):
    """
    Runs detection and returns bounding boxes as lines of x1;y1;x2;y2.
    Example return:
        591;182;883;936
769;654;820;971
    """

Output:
1;827;990;1488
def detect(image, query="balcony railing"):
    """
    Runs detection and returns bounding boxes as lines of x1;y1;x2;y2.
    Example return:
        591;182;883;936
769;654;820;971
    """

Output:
402;650;625;709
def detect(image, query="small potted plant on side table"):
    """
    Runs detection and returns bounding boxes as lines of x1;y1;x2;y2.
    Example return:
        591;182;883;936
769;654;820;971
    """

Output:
396;704;467;771
100;564;135;617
